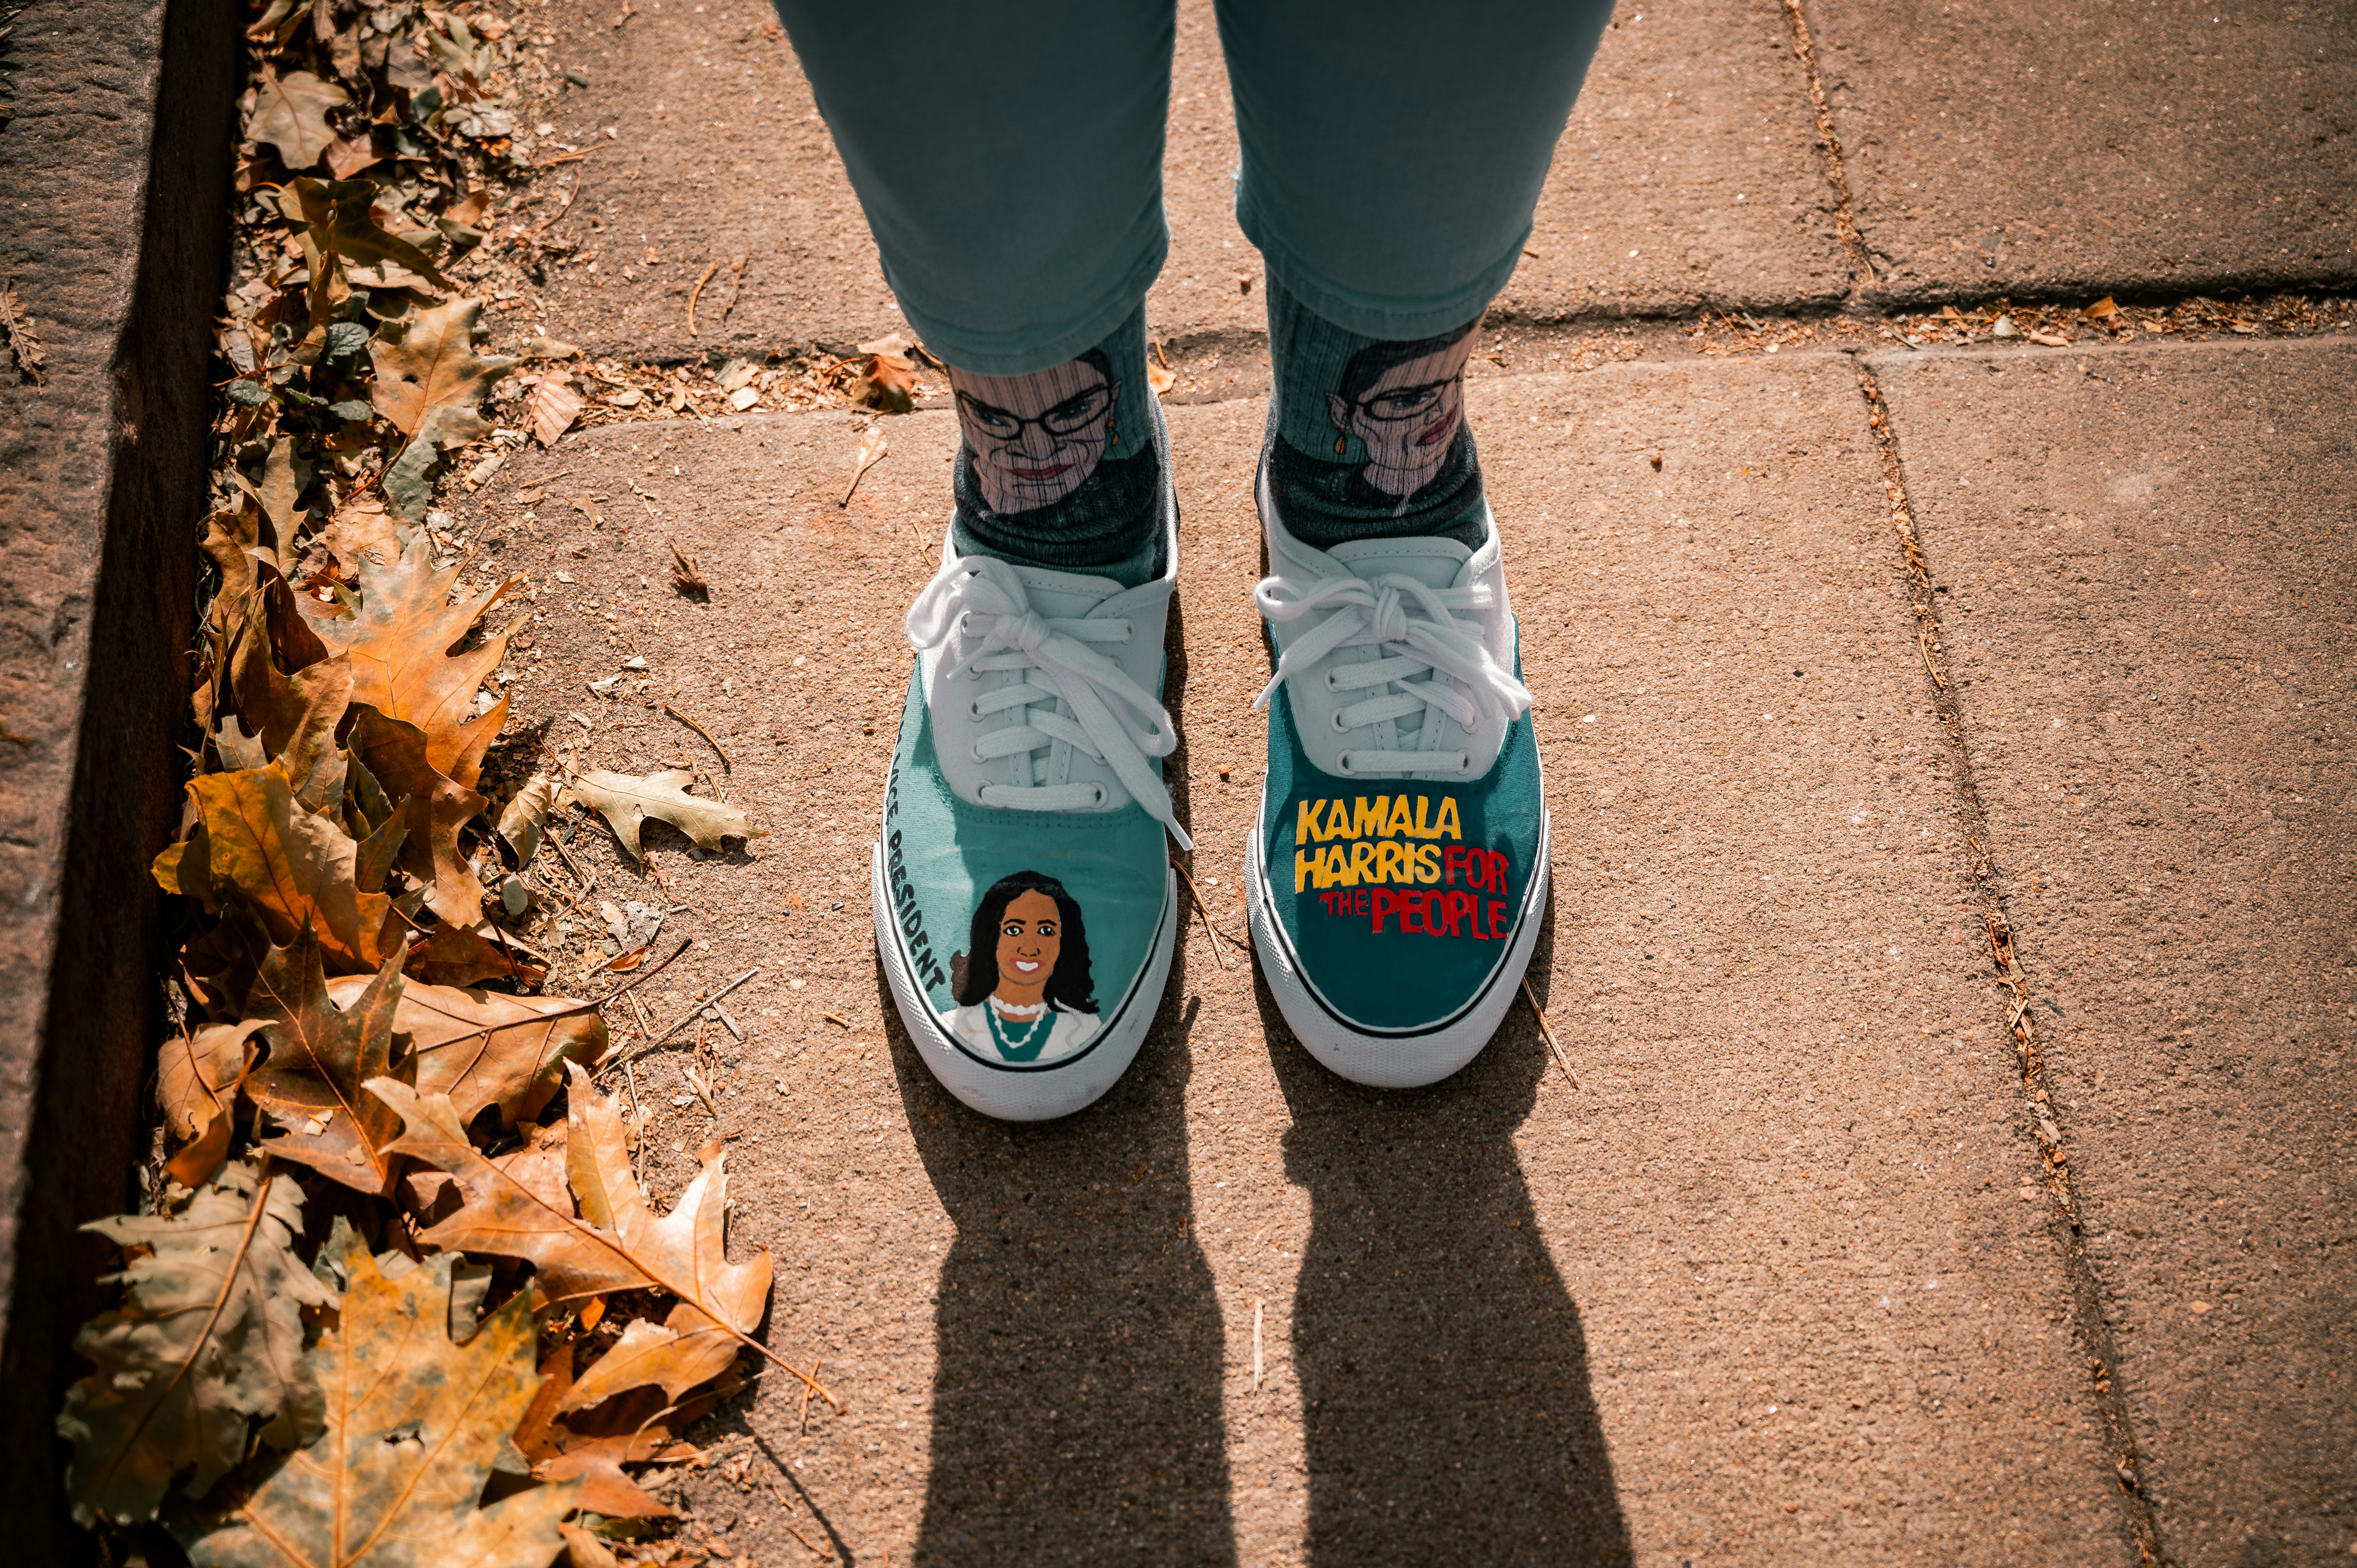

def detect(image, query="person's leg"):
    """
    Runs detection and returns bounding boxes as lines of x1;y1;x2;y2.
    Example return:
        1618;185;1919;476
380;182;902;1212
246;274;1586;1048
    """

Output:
1220;0;1613;1086
776;2;1179;586
775;3;1187;1121
1217;0;1612;549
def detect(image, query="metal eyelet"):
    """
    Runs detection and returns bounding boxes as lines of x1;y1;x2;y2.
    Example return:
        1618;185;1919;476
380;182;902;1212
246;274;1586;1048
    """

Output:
969;742;986;762
1323;671;1339;692
1088;784;1108;806
1329;709;1350;733
967;699;983;719
1334;752;1357;775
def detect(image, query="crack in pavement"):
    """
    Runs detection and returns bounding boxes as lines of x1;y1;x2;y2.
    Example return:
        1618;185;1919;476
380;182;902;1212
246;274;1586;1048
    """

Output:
1779;0;1879;291
1850;351;2166;1568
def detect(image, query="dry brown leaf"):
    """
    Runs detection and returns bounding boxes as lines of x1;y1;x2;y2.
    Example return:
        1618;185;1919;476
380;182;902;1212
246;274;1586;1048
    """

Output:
320;133;380;181
526;377;584;447
558;1524;621;1568
326;973;606;1132
158;1019;269;1185
840;352;917;413
560;769;762;860
552;1301;744;1416
348;707;491;923
59;1162;334;1528
155;763;401;975
496;772;558;868
512;1343;682;1519
371;1064;773;1334
172;1237;577;1568
408;917;550;990
286;178;452;295
307;525;519;784
491;1119;573;1214
246;68;349;171
369;296;513;441
244;930;414;1196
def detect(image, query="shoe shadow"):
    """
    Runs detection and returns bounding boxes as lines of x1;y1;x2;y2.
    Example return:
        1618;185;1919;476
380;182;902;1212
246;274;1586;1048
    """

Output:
883;591;1238;1566
1256;899;1632;1565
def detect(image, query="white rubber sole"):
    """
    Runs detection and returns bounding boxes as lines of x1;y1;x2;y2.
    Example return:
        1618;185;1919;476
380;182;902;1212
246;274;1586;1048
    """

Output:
871;847;1176;1121
1245;805;1550;1089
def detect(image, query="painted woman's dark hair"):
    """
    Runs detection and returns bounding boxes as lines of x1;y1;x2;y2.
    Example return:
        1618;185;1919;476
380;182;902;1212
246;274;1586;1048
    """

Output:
1334;318;1478;410
949;870;1096;1013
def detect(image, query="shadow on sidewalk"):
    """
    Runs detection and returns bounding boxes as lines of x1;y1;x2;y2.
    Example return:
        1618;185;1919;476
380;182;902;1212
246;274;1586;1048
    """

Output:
887;979;1235;1567
1259;904;1631;1565
886;592;1237;1566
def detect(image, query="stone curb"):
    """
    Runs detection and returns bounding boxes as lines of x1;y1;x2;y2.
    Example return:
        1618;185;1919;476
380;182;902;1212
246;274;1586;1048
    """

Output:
0;0;239;1549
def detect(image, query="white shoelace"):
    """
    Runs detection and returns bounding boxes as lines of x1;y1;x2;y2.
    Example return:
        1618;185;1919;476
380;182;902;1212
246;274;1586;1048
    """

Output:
1253;568;1531;775
907;555;1192;849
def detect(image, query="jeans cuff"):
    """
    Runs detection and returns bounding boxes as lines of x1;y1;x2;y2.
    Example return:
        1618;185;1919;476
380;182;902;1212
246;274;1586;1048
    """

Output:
1236;185;1525;342
884;229;1170;377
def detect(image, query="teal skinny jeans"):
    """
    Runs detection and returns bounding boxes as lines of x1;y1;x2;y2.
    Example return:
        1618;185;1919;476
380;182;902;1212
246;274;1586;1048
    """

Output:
770;1;1616;374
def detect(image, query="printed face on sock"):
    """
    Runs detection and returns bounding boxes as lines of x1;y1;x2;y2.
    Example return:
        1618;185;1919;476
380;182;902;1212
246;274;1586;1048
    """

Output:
952;352;1119;514
1325;326;1476;498
992;889;1063;1008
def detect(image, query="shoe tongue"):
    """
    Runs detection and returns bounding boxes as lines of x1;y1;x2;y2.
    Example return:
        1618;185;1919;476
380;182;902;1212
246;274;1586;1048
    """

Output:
1328;534;1472;592
1010;562;1120;620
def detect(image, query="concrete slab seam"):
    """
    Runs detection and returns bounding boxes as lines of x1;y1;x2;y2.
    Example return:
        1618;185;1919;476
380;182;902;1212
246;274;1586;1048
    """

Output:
1779;0;1878;291
1852;351;2167;1567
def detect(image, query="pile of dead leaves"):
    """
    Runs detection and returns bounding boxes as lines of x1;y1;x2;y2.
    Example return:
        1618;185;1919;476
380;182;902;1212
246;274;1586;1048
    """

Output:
57;4;804;1564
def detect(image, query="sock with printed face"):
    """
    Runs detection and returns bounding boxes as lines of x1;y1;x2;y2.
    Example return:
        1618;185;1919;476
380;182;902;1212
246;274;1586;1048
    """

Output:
946;306;1165;588
1261;278;1488;552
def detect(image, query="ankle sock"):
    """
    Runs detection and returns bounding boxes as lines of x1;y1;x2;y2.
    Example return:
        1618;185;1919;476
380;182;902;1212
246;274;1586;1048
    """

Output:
947;305;1165;587
1262;278;1488;551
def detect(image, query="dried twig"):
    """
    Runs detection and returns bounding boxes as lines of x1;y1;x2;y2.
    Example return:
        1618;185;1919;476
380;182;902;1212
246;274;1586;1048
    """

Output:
662;701;730;771
685;260;723;335
601;968;762;1074
1168;857;1233;970
1521;976;1577;1088
798;1356;821;1435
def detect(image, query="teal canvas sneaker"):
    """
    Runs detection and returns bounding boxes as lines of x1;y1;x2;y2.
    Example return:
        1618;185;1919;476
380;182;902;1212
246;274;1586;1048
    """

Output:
1244;467;1550;1088
871;490;1187;1121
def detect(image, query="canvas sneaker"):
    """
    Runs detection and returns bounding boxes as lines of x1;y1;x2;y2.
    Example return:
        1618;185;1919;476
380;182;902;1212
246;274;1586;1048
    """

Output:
1243;464;1550;1088
871;475;1186;1121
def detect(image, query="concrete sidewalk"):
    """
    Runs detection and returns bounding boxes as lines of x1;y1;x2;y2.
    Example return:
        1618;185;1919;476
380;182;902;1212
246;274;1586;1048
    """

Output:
459;0;2355;1561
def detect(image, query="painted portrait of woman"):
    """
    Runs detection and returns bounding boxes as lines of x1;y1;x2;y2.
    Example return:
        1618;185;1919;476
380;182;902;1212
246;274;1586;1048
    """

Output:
1324;320;1479;503
951;347;1121;515
945;870;1101;1064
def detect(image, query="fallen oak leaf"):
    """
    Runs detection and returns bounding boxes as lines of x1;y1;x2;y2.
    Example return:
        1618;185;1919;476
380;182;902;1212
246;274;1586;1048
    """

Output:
154;763;401;975
244;927;414;1197
311;530;520;786
159;1019;270;1186
560;769;762;860
512;1342;681;1520
348;707;491;924
245;68;349;171
286;177;452;294
325;972;607;1132
58;1161;333;1528
552;1300;747;1416
171;1235;578;1568
370;1067;829;1406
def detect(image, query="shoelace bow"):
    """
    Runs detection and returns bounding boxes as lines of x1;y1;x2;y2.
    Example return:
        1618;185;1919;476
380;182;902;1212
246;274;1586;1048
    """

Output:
907;555;1192;849
1252;568;1531;773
